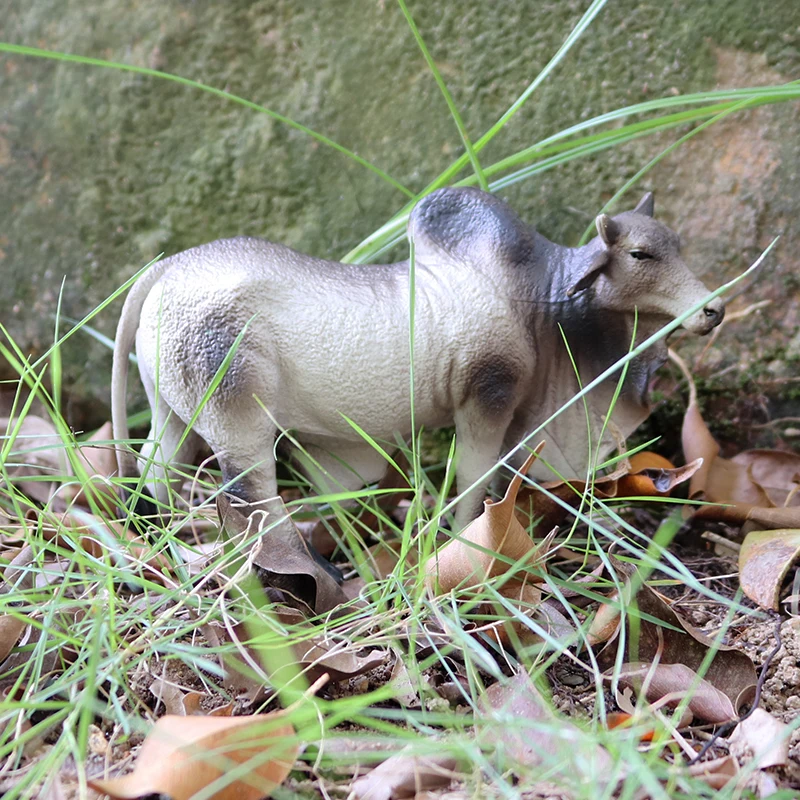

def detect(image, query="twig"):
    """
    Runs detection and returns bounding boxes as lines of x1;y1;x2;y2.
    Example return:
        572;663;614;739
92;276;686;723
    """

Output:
689;610;783;764
700;531;741;553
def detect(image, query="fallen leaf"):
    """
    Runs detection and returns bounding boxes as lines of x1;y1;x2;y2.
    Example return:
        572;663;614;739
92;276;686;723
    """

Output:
728;708;790;769
0;615;27;665
35;507;173;585
515;452;701;532
426;448;547;594
222;616;388;700
673;349;800;528
389;651;422;708
292;638;388;684
88;712;297;800
474;579;544;648
363;539;417;580
60;421;120;508
616;662;738;724
218;494;347;616
604;712;655;742
739;529;800;610
350;748;459;800
479;670;612;779
688;755;739;790
71;421;116;477
150;678;234;717
1;416;68;503
594;559;757;712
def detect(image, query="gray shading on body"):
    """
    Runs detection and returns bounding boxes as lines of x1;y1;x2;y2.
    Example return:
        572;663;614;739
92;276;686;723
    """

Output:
112;187;724;529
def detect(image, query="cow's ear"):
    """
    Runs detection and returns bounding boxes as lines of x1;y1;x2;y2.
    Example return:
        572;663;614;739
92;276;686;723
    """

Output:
595;213;620;246
409;187;533;266
566;249;609;297
633;192;655;217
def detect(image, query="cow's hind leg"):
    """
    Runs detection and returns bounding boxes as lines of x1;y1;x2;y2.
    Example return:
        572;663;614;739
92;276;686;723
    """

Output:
137;369;202;515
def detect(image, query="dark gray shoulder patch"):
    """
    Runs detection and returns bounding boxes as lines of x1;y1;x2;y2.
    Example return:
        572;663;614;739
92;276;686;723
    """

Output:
465;356;519;416
409;187;534;267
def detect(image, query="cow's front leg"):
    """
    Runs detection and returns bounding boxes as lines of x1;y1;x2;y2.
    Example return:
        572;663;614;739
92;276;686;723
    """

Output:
452;409;515;531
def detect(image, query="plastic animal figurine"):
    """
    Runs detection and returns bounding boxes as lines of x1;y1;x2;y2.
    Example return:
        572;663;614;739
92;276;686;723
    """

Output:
112;187;723;527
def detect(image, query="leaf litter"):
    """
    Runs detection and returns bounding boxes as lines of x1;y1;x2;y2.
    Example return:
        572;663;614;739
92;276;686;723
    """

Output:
672;348;800;611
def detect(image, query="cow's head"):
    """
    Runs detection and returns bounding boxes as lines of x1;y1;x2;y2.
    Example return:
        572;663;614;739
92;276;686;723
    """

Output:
567;193;724;335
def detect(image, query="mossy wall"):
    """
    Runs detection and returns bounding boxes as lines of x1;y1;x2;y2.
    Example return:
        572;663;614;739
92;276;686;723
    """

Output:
1;0;799;429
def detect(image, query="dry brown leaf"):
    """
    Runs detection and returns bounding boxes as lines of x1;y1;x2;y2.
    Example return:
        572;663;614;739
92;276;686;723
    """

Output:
292;638;388;684
604;711;656;742
150;678;234;717
673;349;800;528
587;590;624;646
389;653;423;708
88;712;297;800
475;579;544;648
182;693;235;717
688;755;739;790
728;708;790;769
71;421;116;477
426;448;546;594
616;662;738;724
218;494;347;616
594;559;757;712
515;453;701;532
0;615;27;664
222;615;387;700
479;670;612;777
1;415;68;503
350;748;459;800
60;421;119;507
739;529;800;611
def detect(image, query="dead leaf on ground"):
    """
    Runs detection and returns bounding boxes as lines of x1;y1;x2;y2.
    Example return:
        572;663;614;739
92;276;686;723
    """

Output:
1;415;68;503
350;748;459;800
728;708;790;769
738;529;800;611
672;349;800;528
479;670;612;779
688;755;739;790
218;494;347;616
395;618;454;660
515;450;701;532
389;651;423;708
425;447;549;594
88;712;297;800
0;614;27;665
292;637;388;684
221;615;388;700
60;421;120;508
150;677;233;717
472;579;545;648
616;662;739;724
592;558;757;713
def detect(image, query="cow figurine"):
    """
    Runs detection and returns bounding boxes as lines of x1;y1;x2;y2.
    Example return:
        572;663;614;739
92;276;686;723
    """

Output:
112;187;723;528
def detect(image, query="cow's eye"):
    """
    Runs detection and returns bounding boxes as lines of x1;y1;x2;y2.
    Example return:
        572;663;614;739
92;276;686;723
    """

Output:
629;250;653;261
